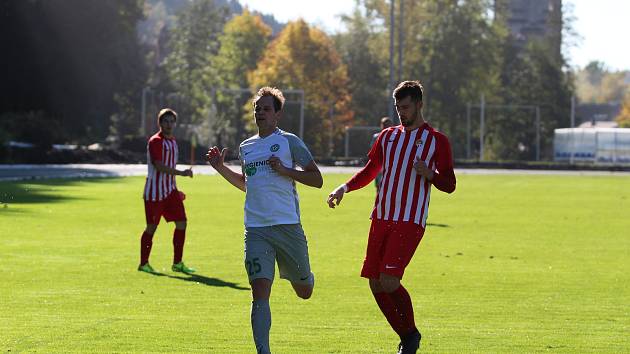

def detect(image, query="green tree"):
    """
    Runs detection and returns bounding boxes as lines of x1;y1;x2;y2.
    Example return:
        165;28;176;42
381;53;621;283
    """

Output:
0;0;146;143
248;20;354;157
358;0;505;158
336;6;389;125
161;0;228;140
212;11;272;147
488;39;573;160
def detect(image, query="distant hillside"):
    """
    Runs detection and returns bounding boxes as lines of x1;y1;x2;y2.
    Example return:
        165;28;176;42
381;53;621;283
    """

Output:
141;0;284;37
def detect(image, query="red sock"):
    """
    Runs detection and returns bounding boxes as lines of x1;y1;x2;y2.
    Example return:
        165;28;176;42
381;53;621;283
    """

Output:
373;291;408;337
173;229;186;264
389;285;417;336
140;231;153;266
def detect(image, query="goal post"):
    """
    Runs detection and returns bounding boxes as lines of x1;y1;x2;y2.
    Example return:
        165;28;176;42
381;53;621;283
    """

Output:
344;126;381;158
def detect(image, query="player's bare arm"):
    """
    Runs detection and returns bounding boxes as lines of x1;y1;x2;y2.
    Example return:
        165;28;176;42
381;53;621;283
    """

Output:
327;184;347;208
152;160;193;178
269;157;323;188
205;146;246;192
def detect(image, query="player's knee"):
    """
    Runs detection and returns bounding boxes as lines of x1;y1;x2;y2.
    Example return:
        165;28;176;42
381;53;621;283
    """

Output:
251;278;272;300
296;286;313;300
145;224;157;234
369;278;384;293
175;221;187;230
379;274;400;293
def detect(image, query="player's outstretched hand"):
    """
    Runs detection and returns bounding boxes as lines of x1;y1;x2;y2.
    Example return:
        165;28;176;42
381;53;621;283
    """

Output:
182;168;193;178
206;146;227;169
327;185;346;209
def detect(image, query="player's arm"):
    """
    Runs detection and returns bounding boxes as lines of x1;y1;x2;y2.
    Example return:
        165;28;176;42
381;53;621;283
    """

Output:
268;158;323;188
152;160;193;177
205;146;246;192
414;133;456;193
327;158;382;208
328;132;385;208
149;139;192;177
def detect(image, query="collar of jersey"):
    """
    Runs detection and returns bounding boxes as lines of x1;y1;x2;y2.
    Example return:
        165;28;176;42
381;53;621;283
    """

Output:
257;128;280;139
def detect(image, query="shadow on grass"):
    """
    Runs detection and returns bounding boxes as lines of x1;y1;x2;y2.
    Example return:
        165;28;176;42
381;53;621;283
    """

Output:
427;222;449;228
0;177;121;206
143;271;250;290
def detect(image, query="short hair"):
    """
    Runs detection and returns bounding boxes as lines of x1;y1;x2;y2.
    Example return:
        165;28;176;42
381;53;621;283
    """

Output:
253;86;285;112
157;108;177;124
380;116;394;128
393;80;424;102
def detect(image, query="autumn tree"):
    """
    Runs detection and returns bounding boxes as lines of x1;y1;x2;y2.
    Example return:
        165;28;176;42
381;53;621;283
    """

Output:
576;61;628;104
616;91;630;128
248;19;354;157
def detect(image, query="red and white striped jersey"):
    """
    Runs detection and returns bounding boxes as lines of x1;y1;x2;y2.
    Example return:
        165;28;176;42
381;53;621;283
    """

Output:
346;123;455;227
143;132;178;201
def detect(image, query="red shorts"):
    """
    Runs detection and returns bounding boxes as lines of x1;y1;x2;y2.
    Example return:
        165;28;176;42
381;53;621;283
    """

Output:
144;190;187;225
360;219;425;279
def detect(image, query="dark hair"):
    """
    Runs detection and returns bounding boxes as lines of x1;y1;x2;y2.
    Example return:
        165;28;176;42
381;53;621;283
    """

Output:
157;108;178;124
380;116;394;128
393;80;424;102
253;86;285;112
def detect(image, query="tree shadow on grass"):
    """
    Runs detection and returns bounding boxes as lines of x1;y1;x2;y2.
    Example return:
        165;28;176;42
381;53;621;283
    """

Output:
0;177;121;206
143;271;250;291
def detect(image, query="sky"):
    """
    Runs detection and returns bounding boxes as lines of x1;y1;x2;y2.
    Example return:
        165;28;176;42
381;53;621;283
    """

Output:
239;0;630;72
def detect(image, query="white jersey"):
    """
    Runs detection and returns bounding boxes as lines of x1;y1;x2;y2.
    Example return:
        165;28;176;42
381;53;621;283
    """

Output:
239;128;314;227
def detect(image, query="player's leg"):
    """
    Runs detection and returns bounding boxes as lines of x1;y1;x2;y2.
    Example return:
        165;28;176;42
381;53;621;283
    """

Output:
164;191;194;273
245;227;277;354
139;199;162;272
375;221;425;354
272;224;314;299
251;278;272;354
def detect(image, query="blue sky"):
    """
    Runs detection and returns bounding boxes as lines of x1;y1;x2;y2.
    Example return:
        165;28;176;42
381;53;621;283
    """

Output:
239;0;629;71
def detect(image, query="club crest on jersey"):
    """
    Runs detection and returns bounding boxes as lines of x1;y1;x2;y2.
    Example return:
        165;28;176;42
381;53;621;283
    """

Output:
415;139;423;147
245;165;257;176
270;144;280;152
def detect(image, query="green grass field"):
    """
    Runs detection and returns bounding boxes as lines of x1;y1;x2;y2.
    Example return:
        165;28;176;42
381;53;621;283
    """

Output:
1;173;629;353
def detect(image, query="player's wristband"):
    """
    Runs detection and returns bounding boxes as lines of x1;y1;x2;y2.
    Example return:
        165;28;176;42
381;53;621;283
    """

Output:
341;184;348;193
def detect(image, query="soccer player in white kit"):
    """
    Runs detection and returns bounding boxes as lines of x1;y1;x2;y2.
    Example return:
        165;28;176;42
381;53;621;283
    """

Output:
206;87;323;354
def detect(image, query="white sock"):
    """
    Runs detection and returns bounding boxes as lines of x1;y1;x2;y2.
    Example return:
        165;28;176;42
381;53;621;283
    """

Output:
251;299;271;354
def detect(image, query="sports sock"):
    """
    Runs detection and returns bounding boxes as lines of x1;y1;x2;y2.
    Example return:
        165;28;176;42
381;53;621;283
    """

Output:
140;231;153;265
389;284;417;336
172;229;185;264
251;299;272;354
372;291;407;337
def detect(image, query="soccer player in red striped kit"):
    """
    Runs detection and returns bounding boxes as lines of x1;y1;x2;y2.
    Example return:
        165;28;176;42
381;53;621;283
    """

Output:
138;108;195;274
327;81;456;354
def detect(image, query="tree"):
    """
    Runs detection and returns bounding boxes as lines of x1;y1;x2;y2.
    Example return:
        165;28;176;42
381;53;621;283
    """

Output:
161;0;228;140
0;0;146;143
248;20;354;157
344;1;505;158
616;91;630;128
336;5;389;125
212;11;272;147
576;61;628;104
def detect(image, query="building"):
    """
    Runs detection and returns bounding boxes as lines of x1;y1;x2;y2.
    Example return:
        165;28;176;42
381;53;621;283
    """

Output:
497;0;562;60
